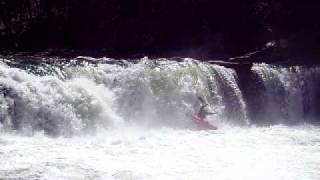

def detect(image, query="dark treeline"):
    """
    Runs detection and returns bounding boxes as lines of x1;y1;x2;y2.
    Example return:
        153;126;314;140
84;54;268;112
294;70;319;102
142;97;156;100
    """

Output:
0;0;320;61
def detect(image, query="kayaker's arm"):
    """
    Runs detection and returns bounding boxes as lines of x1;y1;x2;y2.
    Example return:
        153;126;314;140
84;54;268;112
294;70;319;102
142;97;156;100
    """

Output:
199;104;208;111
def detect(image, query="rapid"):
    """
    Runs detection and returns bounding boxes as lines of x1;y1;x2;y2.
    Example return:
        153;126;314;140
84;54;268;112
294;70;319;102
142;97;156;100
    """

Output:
0;56;319;180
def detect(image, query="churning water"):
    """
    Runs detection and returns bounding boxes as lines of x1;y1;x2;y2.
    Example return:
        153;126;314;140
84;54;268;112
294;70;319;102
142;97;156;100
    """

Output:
0;56;319;179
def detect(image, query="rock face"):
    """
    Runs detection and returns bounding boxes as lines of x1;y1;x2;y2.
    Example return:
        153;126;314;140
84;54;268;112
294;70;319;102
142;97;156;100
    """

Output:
0;1;320;63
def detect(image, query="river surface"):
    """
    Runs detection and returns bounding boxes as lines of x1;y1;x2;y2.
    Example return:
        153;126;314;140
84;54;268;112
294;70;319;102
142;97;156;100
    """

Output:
1;125;320;180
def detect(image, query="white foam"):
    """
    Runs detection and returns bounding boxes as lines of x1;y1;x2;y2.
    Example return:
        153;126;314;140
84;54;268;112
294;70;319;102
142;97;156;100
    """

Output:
0;125;319;180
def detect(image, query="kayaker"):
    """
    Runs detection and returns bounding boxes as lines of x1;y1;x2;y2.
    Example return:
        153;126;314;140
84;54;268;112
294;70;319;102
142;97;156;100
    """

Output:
192;100;218;130
197;103;215;120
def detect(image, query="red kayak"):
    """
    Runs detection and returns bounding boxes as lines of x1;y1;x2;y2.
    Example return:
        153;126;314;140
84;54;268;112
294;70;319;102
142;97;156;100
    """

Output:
192;115;218;130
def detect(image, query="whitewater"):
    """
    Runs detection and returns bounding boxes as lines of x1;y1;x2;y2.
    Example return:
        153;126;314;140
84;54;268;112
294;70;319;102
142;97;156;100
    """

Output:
0;56;319;180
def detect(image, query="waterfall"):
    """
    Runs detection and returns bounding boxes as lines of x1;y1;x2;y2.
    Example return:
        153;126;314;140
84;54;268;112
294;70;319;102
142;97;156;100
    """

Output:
0;57;319;135
251;63;320;124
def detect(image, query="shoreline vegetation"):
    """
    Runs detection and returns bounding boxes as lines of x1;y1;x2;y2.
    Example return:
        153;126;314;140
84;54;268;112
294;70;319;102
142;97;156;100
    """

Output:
1;1;320;64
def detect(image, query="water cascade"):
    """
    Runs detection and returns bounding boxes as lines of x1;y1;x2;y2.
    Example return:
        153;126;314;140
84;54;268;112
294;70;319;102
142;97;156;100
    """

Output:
0;57;319;135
